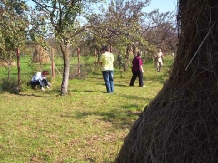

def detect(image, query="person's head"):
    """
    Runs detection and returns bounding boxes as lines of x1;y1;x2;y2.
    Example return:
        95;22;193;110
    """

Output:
137;51;142;57
159;48;162;52
42;70;49;77
101;45;109;52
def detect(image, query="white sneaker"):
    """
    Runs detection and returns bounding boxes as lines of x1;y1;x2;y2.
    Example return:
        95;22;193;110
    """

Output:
46;86;50;89
41;87;45;91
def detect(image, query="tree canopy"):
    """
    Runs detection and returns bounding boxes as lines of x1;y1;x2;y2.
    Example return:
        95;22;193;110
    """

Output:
0;0;177;94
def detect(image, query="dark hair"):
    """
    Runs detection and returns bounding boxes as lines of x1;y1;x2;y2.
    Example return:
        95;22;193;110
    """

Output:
137;51;142;56
101;45;109;51
42;70;49;76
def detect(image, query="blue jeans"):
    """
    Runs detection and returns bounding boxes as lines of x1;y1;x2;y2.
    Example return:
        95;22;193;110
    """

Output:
31;79;49;89
102;71;114;93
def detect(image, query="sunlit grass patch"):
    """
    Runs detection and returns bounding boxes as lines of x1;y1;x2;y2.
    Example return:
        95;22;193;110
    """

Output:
0;55;174;162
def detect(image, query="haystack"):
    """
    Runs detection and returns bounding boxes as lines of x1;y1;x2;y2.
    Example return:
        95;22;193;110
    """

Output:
115;0;218;162
0;61;16;67
32;45;50;63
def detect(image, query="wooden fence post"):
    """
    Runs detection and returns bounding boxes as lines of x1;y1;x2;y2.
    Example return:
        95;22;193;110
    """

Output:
77;47;80;75
16;47;21;91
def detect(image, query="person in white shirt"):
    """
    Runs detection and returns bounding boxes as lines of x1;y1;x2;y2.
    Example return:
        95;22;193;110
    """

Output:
31;70;51;91
154;48;164;72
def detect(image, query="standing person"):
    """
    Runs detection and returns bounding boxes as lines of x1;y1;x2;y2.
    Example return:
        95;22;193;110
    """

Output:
129;51;145;87
154;48;164;72
31;70;51;91
99;45;114;93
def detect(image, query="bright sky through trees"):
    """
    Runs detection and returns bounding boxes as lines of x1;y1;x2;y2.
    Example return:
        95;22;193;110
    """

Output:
147;0;177;12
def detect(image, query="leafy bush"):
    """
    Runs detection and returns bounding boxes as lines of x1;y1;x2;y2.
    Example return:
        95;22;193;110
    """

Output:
0;77;30;93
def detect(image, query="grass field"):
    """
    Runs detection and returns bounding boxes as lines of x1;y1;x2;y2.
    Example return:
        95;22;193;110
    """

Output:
0;54;174;162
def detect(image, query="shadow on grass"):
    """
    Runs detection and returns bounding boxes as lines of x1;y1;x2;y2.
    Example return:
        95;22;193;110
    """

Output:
115;83;128;87
17;93;45;97
61;102;148;130
120;93;153;102
17;89;62;97
145;72;167;84
70;89;103;93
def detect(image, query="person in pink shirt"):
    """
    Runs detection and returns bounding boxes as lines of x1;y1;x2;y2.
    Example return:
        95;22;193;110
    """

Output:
129;51;145;87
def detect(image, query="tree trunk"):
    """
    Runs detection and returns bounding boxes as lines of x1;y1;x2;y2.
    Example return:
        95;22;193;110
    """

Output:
77;47;81;76
124;45;131;71
16;48;21;91
7;66;11;80
51;48;55;79
115;0;218;162
60;42;70;96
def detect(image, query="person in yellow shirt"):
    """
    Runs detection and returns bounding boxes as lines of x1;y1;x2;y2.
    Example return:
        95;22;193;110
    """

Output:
99;45;114;93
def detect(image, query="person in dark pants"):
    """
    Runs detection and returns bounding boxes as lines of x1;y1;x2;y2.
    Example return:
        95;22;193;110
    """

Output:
129;51;145;87
31;70;51;91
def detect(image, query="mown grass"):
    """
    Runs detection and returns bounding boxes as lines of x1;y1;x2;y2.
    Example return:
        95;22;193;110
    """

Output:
0;54;174;163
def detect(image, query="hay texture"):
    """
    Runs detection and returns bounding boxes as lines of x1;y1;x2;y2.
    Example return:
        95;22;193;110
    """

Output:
32;45;50;63
115;0;218;162
0;61;16;66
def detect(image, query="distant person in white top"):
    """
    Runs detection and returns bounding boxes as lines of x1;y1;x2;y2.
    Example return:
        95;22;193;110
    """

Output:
31;70;51;91
154;48;164;72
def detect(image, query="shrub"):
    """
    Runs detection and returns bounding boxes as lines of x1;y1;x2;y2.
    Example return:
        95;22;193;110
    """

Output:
0;77;30;93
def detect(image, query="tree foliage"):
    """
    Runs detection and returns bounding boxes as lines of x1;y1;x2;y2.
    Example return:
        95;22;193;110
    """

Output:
0;0;29;78
30;0;102;95
85;0;177;71
143;9;177;52
86;0;150;70
0;0;178;92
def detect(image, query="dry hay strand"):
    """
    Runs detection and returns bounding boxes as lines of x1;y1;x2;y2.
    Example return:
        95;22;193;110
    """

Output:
115;0;218;162
32;45;50;63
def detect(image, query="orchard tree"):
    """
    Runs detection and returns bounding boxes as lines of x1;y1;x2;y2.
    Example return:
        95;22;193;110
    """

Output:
30;0;102;95
115;0;218;162
88;0;151;71
0;0;28;80
142;9;177;54
88;0;176;71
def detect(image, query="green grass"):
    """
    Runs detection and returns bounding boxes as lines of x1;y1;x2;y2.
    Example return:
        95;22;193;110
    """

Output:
0;55;174;162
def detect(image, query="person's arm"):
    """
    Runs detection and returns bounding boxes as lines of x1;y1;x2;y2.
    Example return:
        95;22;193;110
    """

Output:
99;54;103;65
139;58;144;73
140;65;144;73
161;52;164;62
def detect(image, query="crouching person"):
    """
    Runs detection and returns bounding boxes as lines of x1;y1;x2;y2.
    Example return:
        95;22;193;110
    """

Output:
31;70;51;91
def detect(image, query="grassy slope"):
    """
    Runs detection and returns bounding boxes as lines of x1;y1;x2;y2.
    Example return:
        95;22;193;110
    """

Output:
0;55;174;163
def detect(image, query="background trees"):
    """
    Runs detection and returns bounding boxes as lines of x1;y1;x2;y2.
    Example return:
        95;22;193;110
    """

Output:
87;0;177;71
143;10;177;54
0;0;29;79
30;0;102;95
0;0;177;94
